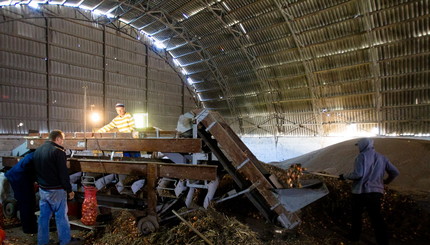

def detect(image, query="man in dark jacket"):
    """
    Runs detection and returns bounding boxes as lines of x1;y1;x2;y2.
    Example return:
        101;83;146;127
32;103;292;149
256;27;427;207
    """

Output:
33;130;75;245
340;138;400;245
5;151;38;234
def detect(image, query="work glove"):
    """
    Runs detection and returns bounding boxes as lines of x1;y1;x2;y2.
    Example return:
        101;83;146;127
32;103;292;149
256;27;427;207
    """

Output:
339;174;345;180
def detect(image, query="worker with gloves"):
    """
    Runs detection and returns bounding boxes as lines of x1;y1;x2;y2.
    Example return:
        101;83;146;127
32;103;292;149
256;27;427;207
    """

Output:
339;138;399;245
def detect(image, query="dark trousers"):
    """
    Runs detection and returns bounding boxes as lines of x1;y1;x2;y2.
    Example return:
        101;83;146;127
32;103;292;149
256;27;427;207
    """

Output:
123;151;140;157
13;185;38;234
351;193;389;245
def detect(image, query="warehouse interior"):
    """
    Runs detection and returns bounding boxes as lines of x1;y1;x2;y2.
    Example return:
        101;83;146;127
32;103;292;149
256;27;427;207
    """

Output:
0;0;429;244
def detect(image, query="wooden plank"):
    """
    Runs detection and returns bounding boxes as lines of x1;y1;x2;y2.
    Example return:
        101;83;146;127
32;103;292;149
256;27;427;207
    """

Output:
37;132;126;138
35;131;176;139
2;157;217;181
196;110;300;227
158;164;217;180
68;159;217;180
2;157;20;167
26;138;202;153
147;164;157;216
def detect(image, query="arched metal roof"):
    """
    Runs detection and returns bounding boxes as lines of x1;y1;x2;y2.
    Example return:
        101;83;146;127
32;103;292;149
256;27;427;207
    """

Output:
1;0;429;137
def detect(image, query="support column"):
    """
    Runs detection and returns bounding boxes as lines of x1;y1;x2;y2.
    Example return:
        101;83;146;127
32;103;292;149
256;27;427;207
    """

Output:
102;25;107;125
45;17;51;132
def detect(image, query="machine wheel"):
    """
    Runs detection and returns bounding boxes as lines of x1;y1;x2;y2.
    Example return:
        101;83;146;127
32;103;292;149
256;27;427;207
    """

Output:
3;198;17;219
137;215;159;235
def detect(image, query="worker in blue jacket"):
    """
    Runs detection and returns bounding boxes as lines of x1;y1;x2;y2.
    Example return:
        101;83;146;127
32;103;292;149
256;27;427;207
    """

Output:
5;151;38;234
339;138;400;245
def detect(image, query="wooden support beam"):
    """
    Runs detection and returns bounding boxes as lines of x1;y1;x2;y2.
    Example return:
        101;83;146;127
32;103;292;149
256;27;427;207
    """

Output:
2;156;217;219
26;138;202;153
2;157;217;181
147;163;157;216
32;131;177;139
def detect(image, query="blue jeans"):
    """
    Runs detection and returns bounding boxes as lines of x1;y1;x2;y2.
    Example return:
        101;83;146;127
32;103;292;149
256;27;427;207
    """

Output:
38;189;71;245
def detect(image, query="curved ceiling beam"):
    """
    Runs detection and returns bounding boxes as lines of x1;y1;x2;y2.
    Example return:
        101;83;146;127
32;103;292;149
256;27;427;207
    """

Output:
359;0;382;136
109;0;244;132
0;3;198;106
196;0;286;136
272;0;324;136
2;1;243;131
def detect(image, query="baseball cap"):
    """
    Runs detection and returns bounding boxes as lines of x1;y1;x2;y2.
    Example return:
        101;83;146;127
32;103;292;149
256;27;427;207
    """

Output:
115;103;125;107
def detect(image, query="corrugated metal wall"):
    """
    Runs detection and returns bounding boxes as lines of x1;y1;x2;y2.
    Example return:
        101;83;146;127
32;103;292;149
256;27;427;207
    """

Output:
0;8;196;134
173;0;430;137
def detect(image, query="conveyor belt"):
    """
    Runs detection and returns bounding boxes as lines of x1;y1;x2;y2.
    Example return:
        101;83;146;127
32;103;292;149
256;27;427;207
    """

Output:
195;109;300;228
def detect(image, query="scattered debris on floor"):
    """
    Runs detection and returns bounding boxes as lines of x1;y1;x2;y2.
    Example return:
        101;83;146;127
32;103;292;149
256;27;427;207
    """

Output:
3;142;430;244
75;166;430;245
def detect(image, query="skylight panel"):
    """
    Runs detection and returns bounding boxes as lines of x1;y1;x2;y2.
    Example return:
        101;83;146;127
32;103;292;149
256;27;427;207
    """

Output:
63;0;83;7
221;1;231;11
48;0;66;5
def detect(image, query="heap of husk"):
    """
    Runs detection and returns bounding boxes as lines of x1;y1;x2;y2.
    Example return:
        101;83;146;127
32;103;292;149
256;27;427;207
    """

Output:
85;164;429;245
89;207;261;245
148;208;261;244
90;211;147;245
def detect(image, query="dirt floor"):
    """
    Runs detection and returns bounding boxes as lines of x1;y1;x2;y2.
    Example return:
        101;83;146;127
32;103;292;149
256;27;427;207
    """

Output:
2;137;430;244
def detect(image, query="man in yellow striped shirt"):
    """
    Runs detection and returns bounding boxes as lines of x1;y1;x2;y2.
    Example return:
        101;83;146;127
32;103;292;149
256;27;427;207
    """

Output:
96;103;141;194
97;103;139;158
97;103;135;133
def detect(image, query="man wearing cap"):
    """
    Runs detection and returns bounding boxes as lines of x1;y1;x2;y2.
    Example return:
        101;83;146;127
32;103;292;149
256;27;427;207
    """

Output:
98;103;138;159
339;138;399;245
96;103;141;194
97;103;135;133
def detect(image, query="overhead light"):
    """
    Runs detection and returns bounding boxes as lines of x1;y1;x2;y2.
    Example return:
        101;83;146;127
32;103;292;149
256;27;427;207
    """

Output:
89;111;101;124
173;58;181;66
64;0;84;7
371;127;379;135
92;9;114;18
48;0;66;5
92;9;103;16
153;39;166;49
238;23;247;34
79;4;95;11
134;113;149;128
345;123;357;136
28;1;39;9
187;6;205;18
221;2;231;11
181;68;188;75
186;77;194;85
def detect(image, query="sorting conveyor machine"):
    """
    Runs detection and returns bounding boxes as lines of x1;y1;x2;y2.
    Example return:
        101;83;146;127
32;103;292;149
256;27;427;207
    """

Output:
194;109;328;228
2;132;217;233
2;109;328;233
